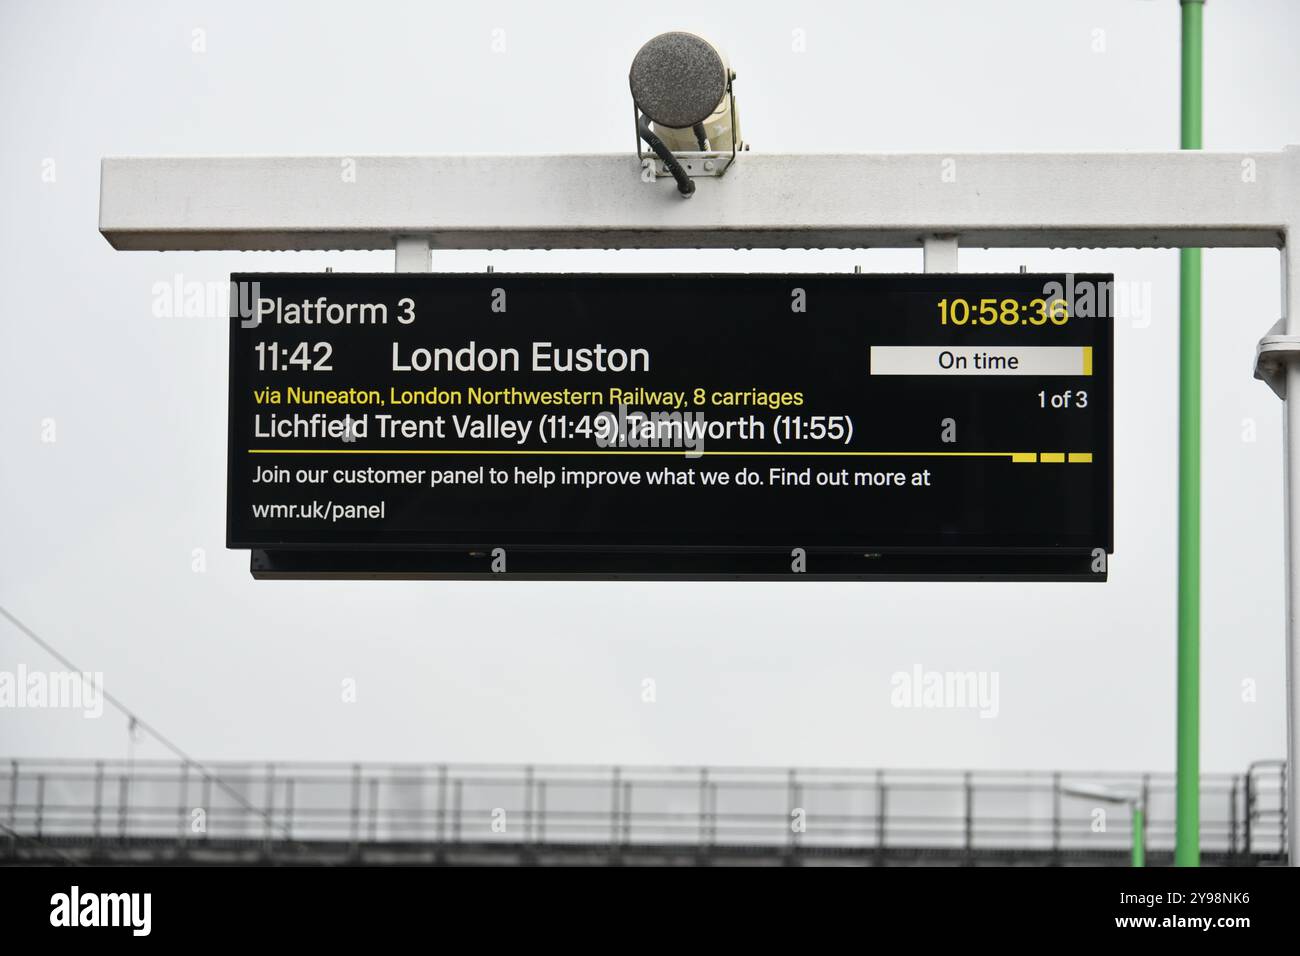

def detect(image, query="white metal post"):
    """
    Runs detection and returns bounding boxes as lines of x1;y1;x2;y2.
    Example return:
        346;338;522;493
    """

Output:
923;235;958;273
1285;242;1300;864
394;237;430;272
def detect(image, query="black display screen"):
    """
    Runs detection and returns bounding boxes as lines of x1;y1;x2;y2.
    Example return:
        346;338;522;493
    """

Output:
227;273;1112;579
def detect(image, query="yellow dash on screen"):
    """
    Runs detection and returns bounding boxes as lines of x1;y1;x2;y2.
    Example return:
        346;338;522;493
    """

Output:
1068;452;1093;463
1040;453;1066;463
1082;347;1093;376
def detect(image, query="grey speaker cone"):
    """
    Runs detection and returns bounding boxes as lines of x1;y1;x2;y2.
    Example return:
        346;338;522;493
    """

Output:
629;32;726;130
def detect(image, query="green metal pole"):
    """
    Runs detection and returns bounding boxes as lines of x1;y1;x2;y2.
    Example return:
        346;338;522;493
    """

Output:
1131;804;1146;868
1176;0;1203;868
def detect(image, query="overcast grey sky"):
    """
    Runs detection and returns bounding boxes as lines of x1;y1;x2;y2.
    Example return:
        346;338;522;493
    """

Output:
1;0;1298;774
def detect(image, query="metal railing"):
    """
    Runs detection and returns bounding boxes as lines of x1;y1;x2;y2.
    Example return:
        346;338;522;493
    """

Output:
1;758;1286;862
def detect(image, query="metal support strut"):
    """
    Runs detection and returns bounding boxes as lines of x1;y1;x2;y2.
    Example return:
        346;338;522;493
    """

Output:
1255;244;1300;864
923;235;958;273
394;237;430;273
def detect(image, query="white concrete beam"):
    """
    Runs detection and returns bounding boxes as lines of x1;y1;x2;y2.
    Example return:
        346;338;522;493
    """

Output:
98;150;1298;252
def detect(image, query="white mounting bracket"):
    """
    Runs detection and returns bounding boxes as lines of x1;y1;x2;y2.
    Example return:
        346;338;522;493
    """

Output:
1255;317;1300;400
393;236;430;272
923;235;959;273
645;151;735;180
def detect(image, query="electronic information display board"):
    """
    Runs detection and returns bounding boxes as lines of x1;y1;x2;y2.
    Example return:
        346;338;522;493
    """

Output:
228;274;1112;580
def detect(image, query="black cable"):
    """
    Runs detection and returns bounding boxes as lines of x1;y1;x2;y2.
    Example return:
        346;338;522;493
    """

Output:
692;122;709;151
637;113;695;197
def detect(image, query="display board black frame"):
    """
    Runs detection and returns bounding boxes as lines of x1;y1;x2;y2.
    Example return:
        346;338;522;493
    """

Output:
227;273;1113;580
